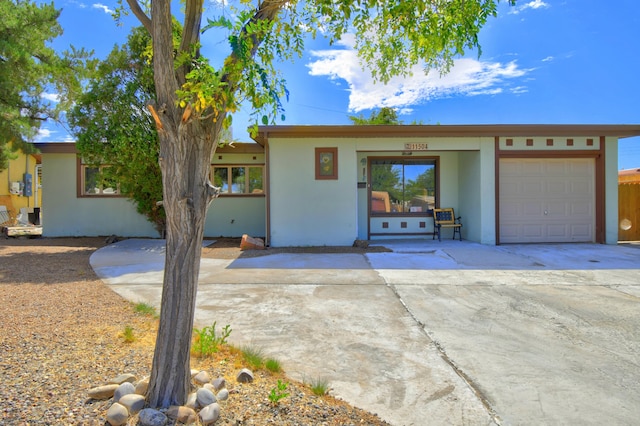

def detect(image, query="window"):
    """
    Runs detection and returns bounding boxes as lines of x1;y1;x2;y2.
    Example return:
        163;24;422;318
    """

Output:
80;164;121;196
212;166;264;195
315;147;338;180
370;158;437;215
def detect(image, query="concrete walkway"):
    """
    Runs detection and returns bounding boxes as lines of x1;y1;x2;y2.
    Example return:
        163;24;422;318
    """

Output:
91;239;640;426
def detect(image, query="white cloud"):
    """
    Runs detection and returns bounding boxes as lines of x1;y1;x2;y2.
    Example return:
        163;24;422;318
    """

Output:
41;93;60;103
92;3;114;14
510;0;550;14
36;129;53;140
307;43;531;112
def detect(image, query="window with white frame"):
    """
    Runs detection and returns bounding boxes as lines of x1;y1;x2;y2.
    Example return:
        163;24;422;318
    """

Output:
212;165;264;195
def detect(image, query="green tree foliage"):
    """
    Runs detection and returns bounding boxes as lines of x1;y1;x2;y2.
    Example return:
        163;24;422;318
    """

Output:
122;0;516;408
349;107;401;125
0;0;92;170
68;27;166;235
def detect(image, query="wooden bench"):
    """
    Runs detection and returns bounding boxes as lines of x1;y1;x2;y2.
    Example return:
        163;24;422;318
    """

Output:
432;208;462;241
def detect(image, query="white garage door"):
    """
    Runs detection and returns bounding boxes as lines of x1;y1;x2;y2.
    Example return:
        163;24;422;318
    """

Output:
499;158;595;243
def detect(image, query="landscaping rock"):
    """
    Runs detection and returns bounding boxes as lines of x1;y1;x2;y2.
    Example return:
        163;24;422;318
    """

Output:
167;405;197;424
88;384;119;400
199;403;221;425
138;408;168;426
185;392;198;409
212;377;226;391
106;402;128;426
109;373;137;385
135;377;149;395
237;368;254;383
240;234;265;250
196;387;216;407
194;370;211;385
217;388;229;401
113;382;135;403
119;393;145;414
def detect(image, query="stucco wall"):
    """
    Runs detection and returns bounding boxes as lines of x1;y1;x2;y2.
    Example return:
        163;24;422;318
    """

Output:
604;137;619;244
205;197;265;238
268;138;358;247
41;152;267;238
41;153;158;237
457;139;497;244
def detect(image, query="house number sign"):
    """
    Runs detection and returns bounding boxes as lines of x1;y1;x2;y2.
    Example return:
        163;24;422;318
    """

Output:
404;143;428;151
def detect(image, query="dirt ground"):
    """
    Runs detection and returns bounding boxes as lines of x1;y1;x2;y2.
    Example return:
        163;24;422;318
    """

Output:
0;236;390;425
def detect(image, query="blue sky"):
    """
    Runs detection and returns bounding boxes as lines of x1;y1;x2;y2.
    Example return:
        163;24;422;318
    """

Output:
39;0;640;169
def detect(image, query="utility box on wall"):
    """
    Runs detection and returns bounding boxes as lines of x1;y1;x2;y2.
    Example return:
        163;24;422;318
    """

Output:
23;173;32;197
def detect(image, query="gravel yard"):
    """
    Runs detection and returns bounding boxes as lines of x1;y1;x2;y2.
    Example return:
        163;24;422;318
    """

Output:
0;237;389;425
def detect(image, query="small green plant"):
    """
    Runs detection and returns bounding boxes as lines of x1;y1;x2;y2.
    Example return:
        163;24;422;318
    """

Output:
192;322;232;357
265;358;282;373
134;302;158;317
268;379;289;405
241;344;265;369
122;325;135;343
305;376;329;396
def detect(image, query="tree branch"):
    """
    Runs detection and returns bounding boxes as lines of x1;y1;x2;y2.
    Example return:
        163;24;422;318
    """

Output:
220;0;286;91
125;0;152;33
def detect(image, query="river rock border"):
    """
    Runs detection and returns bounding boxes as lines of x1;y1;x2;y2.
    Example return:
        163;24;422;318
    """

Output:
88;368;254;426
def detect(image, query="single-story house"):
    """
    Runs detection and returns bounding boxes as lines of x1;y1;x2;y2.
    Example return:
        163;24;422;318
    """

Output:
35;124;640;246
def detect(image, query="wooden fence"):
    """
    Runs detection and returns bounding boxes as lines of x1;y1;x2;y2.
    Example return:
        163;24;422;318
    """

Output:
619;183;640;241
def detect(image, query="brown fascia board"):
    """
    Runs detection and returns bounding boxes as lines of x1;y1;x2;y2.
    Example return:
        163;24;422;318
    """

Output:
32;142;77;154
216;142;264;154
32;141;262;155
253;124;640;144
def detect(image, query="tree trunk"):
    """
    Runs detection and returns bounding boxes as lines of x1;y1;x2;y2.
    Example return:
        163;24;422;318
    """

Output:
145;114;220;407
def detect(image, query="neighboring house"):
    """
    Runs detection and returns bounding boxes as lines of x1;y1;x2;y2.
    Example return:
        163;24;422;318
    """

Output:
35;124;640;245
618;168;640;184
0;141;42;226
34;142;265;238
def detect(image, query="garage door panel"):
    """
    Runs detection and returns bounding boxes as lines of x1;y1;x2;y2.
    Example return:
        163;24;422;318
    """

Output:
500;158;594;243
547;224;568;238
570;201;592;216
571;224;592;238
546;201;568;216
523;181;544;194
523;225;544;238
521;161;545;174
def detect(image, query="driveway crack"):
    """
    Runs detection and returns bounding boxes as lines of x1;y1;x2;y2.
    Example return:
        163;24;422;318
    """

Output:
383;279;502;425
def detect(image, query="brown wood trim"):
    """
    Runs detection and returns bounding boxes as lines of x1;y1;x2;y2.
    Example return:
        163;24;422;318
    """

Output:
76;156;82;198
498;150;600;158
265;140;271;246
216;142;264;154
33;142;78;154
595;136;606;243
495;136;501;244
496;146;604;244
315;147;338;180
254;124;640;145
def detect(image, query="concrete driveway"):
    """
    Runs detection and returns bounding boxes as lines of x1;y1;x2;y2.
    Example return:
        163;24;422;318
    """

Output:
91;239;640;426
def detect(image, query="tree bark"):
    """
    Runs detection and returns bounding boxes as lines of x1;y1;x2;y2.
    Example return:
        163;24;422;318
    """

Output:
146;115;220;407
125;0;283;408
142;0;222;408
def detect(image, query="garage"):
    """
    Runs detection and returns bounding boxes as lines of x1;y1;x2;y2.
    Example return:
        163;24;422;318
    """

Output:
499;158;595;243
